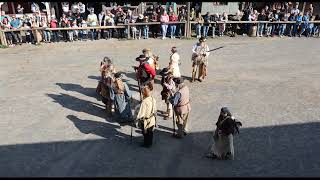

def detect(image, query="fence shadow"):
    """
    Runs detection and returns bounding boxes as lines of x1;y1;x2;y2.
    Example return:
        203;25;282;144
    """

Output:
0;121;320;176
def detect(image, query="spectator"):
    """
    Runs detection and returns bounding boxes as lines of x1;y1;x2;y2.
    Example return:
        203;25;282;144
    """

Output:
160;10;169;40
271;9;281;37
169;11;178;39
150;11;159;39
1;17;14;47
290;3;300;15
98;10;106;39
60;14;69;42
87;8;98;40
143;15;149;39
31;17;41;45
17;4;24;14
61;2;70;15
203;12;211;38
66;21;73;42
219;12;228;37
71;2;79;14
287;12;296;37
72;20;79;40
313;15;320;37
210;13;219;38
136;14;145;39
257;9;267;37
279;12;289;37
299;12;309;37
177;8;187;38
307;4;313;16
266;11;273;37
293;12;303;37
23;21;34;44
116;8;126;38
190;8;196;21
78;2;86;18
40;17;51;43
307;15;315;37
104;11;115;39
10;15;22;45
31;2;40;13
49;16;59;42
80;19;88;41
195;12;204;38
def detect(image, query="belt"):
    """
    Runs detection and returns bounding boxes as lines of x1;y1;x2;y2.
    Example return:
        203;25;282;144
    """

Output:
176;101;190;107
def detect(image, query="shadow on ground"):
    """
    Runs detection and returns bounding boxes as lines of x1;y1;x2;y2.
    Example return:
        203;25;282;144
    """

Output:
0;120;319;177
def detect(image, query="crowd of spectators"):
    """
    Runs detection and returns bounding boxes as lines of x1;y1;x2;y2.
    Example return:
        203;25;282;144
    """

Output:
0;2;319;47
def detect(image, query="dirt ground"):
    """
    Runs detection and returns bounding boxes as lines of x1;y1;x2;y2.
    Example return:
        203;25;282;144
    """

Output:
0;37;320;177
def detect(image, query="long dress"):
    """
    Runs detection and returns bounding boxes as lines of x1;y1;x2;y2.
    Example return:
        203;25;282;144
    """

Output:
170;52;181;78
113;80;133;122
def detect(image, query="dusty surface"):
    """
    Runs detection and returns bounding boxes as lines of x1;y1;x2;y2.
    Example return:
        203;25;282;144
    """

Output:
0;37;320;177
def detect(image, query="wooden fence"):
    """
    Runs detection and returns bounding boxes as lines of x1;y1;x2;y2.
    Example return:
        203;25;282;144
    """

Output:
1;21;320;46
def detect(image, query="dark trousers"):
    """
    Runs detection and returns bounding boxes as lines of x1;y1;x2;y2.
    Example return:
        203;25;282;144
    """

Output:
13;31;22;43
62;31;68;41
142;125;154;146
52;31;60;42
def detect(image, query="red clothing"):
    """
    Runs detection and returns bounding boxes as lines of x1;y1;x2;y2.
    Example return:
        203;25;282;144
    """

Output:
50;20;58;28
136;62;156;82
169;14;178;22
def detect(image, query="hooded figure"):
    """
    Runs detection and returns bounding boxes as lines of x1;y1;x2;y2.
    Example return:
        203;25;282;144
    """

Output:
206;107;242;160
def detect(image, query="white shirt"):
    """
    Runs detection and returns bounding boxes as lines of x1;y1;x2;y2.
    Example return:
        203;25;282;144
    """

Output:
87;14;98;26
79;4;86;13
170;52;181;78
62;3;69;13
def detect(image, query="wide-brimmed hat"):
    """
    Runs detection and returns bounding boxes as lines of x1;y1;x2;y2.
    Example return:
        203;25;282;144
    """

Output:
174;77;184;84
136;54;147;61
114;72;123;78
199;36;206;42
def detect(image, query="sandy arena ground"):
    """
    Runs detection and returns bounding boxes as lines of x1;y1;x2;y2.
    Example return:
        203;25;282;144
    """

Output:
0;37;320;177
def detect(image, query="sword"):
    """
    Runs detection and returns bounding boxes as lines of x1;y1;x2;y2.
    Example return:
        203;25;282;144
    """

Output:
206;46;224;52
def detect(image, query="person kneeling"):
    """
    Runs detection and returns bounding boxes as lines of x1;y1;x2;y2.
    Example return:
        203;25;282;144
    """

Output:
136;86;157;148
206;107;242;160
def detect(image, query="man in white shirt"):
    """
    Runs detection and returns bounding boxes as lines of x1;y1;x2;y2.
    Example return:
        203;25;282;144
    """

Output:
191;37;210;82
61;2;69;15
87;8;98;40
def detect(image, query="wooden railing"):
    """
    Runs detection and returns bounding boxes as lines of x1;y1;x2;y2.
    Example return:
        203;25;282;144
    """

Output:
1;21;320;46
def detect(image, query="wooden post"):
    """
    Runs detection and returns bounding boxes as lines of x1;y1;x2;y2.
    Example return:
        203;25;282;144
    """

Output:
302;2;306;13
0;30;8;46
187;2;191;38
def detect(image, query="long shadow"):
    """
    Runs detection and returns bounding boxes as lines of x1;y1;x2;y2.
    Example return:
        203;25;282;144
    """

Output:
0;122;320;176
56;83;98;99
181;75;192;82
47;93;114;123
88;75;101;81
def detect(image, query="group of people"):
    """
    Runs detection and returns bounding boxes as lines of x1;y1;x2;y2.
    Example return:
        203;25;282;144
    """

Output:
95;37;242;160
193;2;320;38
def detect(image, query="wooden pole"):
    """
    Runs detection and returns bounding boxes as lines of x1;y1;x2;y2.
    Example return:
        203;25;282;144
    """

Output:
186;2;191;38
302;2;306;13
0;30;8;46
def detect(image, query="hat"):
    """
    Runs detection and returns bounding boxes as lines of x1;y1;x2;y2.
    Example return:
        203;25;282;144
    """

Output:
174;77;184;85
136;54;147;61
159;67;170;76
114;72;122;78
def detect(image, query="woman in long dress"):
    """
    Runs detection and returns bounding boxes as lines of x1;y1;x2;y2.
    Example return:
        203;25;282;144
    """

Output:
169;47;181;79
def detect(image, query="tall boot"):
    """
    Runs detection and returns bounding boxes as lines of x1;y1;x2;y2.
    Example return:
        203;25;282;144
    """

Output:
191;66;196;82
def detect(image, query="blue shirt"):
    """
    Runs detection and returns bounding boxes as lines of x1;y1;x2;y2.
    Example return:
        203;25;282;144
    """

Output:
10;19;21;28
295;15;302;22
170;91;181;107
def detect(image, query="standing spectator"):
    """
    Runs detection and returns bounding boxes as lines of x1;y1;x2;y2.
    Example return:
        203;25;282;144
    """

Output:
60;14;69;42
61;2;70;15
87;8;98;40
78;2;86;19
290;3;300;15
40;17;51;43
271;9;281;37
23;21;34;44
31;17;41;45
71;2;79;14
257;9;267;37
150;11;159;39
136;14;145;39
293;12;303;37
49;16;59;42
287;12;296;37
67;11;75;23
1;17;14;47
266;11;274;37
160;10;169;40
307;4;313;16
143;15;149;39
219;12;228;37
66;21;73;42
312;15;320;37
17;4;24;14
190;8;196;21
169;11;178;39
210;13;220;38
98;10;105;39
10;15;22;45
116;8;126;38
202;12;211;38
195;12;204;38
279;12;289;38
31;2;39;13
299;12;309;37
307;15;315;37
177;8;187;39
104;11;115;39
80;19;88;41
72;20;79;40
